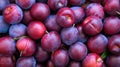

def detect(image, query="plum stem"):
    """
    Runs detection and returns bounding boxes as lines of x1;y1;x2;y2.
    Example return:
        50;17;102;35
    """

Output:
101;50;109;59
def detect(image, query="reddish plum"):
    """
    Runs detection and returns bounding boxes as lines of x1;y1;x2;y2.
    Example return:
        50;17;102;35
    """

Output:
0;36;16;56
35;46;49;62
56;7;75;27
87;34;108;54
16;37;36;56
108;34;120;56
103;16;120;35
104;0;120;15
51;49;69;67
30;3;50;21
82;16;103;36
82;53;103;67
23;10;34;25
41;31;61;52
27;21;46;40
86;3;104;19
0;56;15;67
3;4;23;24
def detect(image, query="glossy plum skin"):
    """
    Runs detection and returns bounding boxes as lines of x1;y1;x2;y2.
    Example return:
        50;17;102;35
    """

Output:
76;24;88;43
0;16;9;33
9;23;27;38
106;55;120;67
23;10;34;25
104;0;120;15
27;21;46;40
0;56;15;67
56;7;75;27
69;61;81;67
16;0;35;9
87;0;102;3
35;46;49;62
61;26;78;45
48;0;67;11
82;16;103;36
82;53;103;67
16;37;36;56
69;42;88;61
71;6;85;23
87;34;108;54
0;36;16;56
68;0;86;6
41;31;61;52
86;3;104;19
0;0;9;12
30;3;50;21
103;16;120;35
16;57;36;67
51;49;69;67
45;15;61;32
3;4;23;24
108;34;120;56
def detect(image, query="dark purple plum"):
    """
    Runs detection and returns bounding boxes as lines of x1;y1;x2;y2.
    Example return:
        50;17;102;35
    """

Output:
0;16;9;33
27;21;46;40
108;34;120;56
16;57;36;67
3;4;23;24
35;46;49;62
23;10;34;25
106;55;120;67
45;15;61;32
41;31;61;52
86;3;104;19
69;42;88;61
104;0;120;15
69;61;81;67
61;26;78;45
16;0;35;9
51;49;69;67
82;53;103;67
0;56;15;67
9;23;27;38
68;0;86;6
30;3;50;21
82;16;103;36
56;7;75;27
16;37;36;56
48;0;67;11
76;24;88;43
87;34;108;54
103;16;120;35
0;0;9;12
71;6;85;23
0;36;16;56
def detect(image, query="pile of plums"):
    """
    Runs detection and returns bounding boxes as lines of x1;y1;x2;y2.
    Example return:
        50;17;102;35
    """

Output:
0;0;120;67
